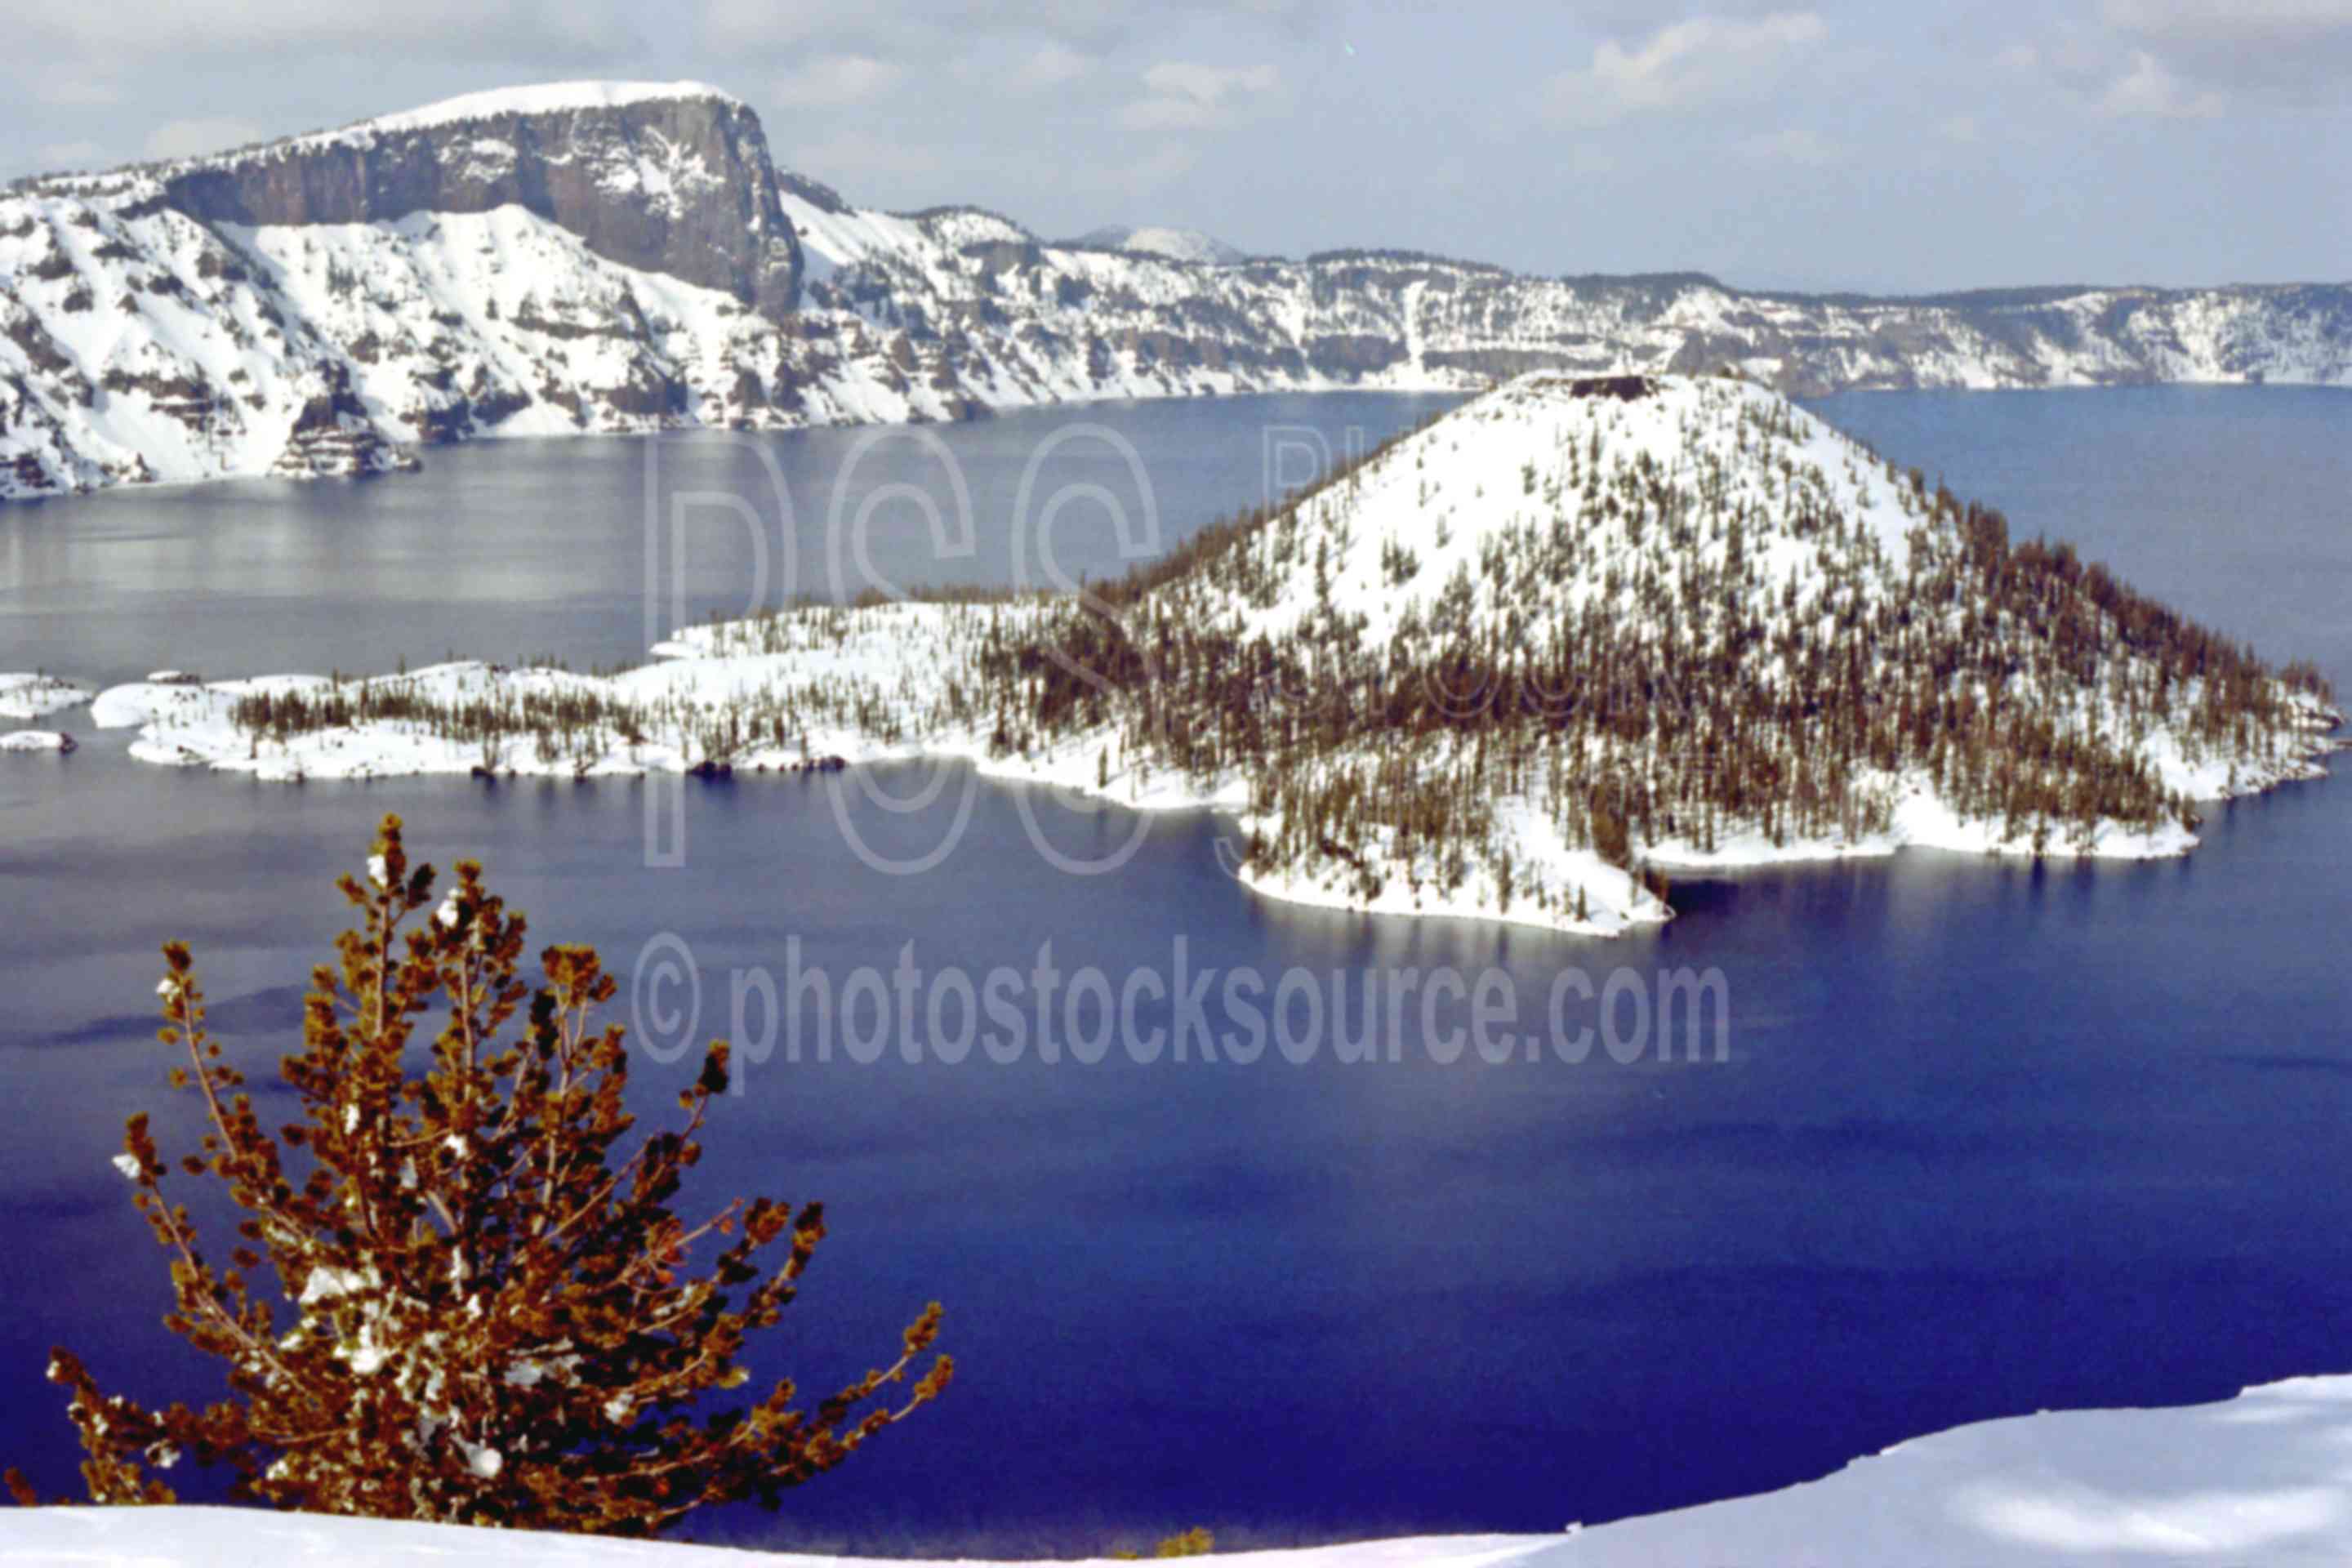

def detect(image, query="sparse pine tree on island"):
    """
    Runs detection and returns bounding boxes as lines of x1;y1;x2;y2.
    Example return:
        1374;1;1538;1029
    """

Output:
9;813;949;1534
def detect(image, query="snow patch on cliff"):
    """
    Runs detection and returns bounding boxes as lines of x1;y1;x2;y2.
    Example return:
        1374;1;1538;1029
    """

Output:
315;82;744;144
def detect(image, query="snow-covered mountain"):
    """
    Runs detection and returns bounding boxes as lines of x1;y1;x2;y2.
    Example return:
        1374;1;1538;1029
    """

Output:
86;373;2338;933
1067;224;1249;265
5;81;2351;504
15;1370;2352;1561
0;82;808;497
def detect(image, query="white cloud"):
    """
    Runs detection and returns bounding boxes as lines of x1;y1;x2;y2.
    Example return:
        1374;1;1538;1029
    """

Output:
1120;60;1279;131
142;117;264;159
2100;0;2352;95
701;0;824;51
2103;0;2352;46
1009;40;1093;92
2099;50;2226;116
19;0;637;60
1736;126;1840;165
1544;11;1826;127
772;53;902;108
1997;25;2234;118
1939;114;1982;143
701;0;1307;58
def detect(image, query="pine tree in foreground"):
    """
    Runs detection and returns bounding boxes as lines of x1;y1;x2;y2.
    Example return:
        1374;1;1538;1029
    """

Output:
10;813;950;1532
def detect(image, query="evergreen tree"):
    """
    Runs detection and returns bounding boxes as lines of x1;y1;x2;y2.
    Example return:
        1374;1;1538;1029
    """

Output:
12;814;949;1534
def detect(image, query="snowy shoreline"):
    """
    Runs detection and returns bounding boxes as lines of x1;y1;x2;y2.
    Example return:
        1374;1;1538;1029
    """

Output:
12;1370;2352;1563
39;627;2337;941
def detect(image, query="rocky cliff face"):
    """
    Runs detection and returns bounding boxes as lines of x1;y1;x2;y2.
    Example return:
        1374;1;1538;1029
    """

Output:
155;82;800;319
3;82;2350;505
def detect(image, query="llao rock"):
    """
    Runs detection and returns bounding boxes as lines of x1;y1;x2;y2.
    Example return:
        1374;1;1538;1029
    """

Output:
158;84;802;320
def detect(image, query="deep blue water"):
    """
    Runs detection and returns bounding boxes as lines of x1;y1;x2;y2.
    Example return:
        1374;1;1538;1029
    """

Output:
0;391;1455;688
1;386;2348;1554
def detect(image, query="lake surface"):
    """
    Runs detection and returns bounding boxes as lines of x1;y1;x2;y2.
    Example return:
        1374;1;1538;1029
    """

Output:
2;385;2349;1554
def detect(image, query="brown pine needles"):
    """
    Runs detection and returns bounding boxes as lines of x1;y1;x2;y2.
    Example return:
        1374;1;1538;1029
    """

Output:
11;813;949;1534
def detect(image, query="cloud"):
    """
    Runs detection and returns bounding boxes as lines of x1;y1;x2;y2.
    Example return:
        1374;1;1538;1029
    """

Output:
2100;0;2352;96
1543;11;1826;127
2097;49;2226;115
15;0;638;62
1736;126;1840;164
1995;24;2230;118
2097;51;2220;116
702;0;1315;58
772;53;902;108
699;0;824;53
1009;40;1093;91
2104;0;2352;51
1939;114;1982;143
1120;60;1279;131
142;117;265;159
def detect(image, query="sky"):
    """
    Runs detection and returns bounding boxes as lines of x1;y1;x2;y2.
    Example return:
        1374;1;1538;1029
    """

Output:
2;0;2348;295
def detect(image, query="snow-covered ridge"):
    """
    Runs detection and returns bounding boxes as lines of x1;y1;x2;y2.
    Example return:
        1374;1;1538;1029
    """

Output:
0;81;810;498
1069;224;1249;265
791;182;2352;403
13;1371;2352;1562
76;375;2339;936
6;82;2352;504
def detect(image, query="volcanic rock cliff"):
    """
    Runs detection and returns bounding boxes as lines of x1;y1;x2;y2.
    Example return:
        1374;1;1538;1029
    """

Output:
153;83;801;319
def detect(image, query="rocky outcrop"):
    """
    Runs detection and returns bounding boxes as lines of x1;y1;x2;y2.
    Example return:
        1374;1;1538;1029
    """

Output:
154;84;801;320
270;363;420;479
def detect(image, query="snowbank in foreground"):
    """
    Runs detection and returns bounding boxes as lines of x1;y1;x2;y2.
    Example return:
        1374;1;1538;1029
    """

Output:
11;1374;2352;1564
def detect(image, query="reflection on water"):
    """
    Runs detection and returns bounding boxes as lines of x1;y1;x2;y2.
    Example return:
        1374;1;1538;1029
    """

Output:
0;391;1461;688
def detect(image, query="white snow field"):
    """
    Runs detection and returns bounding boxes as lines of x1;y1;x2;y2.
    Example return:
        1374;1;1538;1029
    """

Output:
0;675;87;722
8;1373;2352;1564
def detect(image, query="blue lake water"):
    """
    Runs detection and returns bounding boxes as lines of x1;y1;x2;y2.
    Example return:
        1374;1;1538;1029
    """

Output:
1;385;2348;1553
